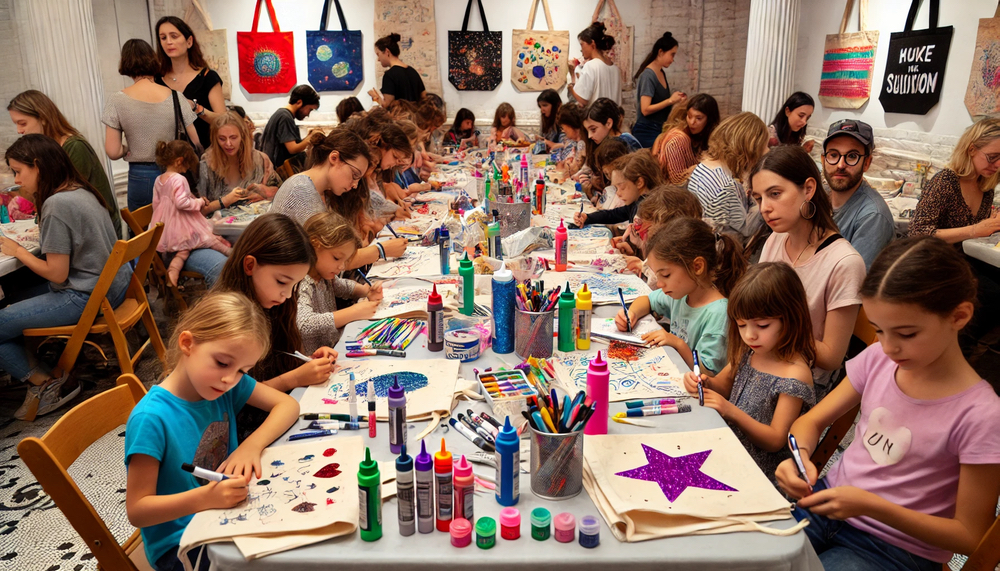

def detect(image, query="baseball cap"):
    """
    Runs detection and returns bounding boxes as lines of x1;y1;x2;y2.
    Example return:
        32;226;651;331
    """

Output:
823;119;874;154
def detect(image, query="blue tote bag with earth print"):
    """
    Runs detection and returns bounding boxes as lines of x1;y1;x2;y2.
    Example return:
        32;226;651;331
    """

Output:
307;0;364;92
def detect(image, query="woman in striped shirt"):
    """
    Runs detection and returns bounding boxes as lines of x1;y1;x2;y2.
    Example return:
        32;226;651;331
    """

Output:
652;93;719;185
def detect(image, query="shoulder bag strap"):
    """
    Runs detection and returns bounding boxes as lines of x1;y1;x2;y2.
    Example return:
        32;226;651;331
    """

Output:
526;0;554;31
319;0;349;32
838;0;854;34
462;0;491;32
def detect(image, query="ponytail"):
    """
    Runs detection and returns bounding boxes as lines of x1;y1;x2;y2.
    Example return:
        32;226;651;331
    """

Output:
634;32;679;82
375;33;402;57
645;217;748;297
578;22;615;52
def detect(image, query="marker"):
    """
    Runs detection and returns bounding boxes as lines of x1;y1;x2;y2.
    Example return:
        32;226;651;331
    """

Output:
347;349;407;358
356;268;373;286
289;429;336;441
304;420;366;431
368;378;377;438
788;434;813;493
617;287;632;333
385;224;401;238
303;413;361;422
478;412;504;430
348;372;358;421
450;418;496;452
625;398;678;409
415;440;435;534
617;405;691;417
181;463;229;481
283;351;313;363
693;350;704;406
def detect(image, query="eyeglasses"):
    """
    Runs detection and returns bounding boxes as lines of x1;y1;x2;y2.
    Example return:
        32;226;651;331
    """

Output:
823;150;867;167
979;149;1000;165
345;162;364;181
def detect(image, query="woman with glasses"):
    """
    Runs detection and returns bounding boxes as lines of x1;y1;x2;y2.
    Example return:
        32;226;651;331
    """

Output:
198;111;280;215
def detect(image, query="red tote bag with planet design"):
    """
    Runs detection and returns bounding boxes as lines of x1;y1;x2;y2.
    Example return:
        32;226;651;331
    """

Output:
511;0;569;92
237;0;297;94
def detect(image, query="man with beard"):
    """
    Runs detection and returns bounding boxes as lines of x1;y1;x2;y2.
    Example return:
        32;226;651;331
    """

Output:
822;119;894;269
261;84;322;170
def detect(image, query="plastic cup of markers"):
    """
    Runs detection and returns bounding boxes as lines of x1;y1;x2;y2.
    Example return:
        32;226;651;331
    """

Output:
528;425;584;500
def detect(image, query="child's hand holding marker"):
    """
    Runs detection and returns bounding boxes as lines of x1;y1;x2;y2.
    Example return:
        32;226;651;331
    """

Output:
775;451;818;501
217;442;264;480
204;475;250;510
365;280;384;302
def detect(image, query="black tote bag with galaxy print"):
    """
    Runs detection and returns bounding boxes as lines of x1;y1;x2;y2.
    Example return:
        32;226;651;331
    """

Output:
448;0;502;91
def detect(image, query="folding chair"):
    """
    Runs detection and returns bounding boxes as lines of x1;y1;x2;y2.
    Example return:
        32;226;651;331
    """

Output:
120;206;204;311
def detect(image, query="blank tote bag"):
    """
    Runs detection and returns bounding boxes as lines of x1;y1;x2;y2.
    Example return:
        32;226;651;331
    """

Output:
307;0;364;91
965;2;1000;118
818;0;879;109
511;0;570;92
238;0;297;94
448;0;502;91
878;0;953;115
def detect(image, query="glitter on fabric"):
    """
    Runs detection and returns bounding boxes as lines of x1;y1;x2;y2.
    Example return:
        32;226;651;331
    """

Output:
607;340;646;362
354;372;428;398
291;501;316;513
615;444;737;502
313;463;342;478
323;448;337;457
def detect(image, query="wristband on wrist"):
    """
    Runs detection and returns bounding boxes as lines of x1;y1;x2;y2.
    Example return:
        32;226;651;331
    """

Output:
375;242;386;259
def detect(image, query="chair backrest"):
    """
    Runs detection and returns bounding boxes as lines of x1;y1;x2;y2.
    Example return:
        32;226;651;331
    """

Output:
852;306;878;346
120;205;153;235
117;373;149;404
965;515;1000;570
18;383;144;571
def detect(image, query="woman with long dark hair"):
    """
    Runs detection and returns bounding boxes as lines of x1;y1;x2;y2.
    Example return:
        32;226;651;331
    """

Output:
769;92;815;152
632;32;687;148
652;93;720;184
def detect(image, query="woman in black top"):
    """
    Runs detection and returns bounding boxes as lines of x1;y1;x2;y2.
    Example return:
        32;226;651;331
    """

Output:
155;16;225;150
368;33;425;106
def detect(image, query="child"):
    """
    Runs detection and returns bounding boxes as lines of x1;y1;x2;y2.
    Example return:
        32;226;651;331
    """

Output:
776;236;1000;570
617;185;704;280
537;89;565;155
684;262;815;482
583;98;641;152
574;150;662;226
443;108;479;149
125;291;299;570
616;216;747;374
556;102;587;176
151;140;232;288
491;103;527;144
579;137;629;205
336;96;365;124
1;187;35;220
298;211;384;353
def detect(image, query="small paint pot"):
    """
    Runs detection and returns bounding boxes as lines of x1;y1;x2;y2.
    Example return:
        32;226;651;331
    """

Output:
554;512;575;543
475;516;497;549
578;515;600;548
450;518;472;548
530;507;551;541
499;507;521;540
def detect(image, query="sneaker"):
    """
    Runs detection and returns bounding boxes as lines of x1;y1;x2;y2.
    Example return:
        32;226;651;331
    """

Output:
14;383;45;421
35;373;80;418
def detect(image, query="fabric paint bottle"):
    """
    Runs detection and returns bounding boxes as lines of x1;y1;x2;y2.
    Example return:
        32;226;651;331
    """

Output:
500;507;521;540
554;512;575;543
519;153;529;187
459;252;474;316
427;284;444;352
476;516;497;549
490;209;502;260
396;444;415;536
439;226;451;275
484;177;492;202
491;263;515;354
495;416;520;506
450;518;472;547
358;447;382;541
434;438;454;531
415;439;435;534
576;283;592;350
557;282;576;352
554;219;568;271
535;173;546;215
530;507;551;540
453;455;475;522
585;351;610;435
388;376;406;454
579;515;600;548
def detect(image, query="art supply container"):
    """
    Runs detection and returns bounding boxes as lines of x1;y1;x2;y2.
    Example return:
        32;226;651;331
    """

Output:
475;369;537;420
450;518;472;548
388;377;406;454
554;512;576;543
529;425;584;500
531;507;551;540
578;515;600;548
499;507;521;540
487;199;532;239
514;308;554;360
444;329;481;362
475;517;497;549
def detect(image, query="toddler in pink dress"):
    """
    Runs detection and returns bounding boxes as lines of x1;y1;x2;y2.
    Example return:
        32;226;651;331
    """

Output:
151;141;231;288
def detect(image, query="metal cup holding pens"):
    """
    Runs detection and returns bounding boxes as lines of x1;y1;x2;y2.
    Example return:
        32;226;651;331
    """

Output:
514;308;554;359
529;425;584;500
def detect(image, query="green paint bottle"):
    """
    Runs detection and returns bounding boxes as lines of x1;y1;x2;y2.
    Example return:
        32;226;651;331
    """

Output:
358;447;382;541
558;281;576;352
459;252;475;316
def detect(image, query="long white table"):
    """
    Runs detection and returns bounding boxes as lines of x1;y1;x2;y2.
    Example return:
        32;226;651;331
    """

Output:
963;235;1000;268
0;220;40;278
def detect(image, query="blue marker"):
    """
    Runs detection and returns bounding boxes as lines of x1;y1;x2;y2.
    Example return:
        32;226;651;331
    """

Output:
788;434;813;493
356;268;373;286
617;287;632;332
289;429;335;441
693;350;704;406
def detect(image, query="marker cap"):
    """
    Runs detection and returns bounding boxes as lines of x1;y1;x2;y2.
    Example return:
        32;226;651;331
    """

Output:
415;439;433;471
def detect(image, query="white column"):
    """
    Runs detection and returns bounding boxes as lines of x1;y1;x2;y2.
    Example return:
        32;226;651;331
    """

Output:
741;0;800;120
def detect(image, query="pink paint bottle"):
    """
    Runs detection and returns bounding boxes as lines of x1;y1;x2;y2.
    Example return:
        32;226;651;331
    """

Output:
585;351;610;435
554;512;576;543
499;507;521;540
554;219;568;271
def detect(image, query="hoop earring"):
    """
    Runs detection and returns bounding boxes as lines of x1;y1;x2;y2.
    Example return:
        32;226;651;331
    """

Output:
800;200;816;220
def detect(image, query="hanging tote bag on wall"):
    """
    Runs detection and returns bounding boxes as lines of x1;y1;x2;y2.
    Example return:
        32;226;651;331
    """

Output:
878;0;953;115
511;0;570;92
818;0;879;109
592;0;634;90
448;0;502;91
307;0;364;92
237;0;297;94
964;2;1000;118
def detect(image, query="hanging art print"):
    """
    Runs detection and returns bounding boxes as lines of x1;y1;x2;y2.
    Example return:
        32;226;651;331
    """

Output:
307;0;364;91
448;0;502;91
511;0;570;92
237;0;297;94
878;0;953;115
818;0;879;109
964;3;1000;118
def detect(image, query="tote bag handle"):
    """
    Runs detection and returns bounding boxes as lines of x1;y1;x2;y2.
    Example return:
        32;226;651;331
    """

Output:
525;0;555;31
838;0;872;34
461;0;491;32
251;0;281;33
902;0;940;32
319;0;349;32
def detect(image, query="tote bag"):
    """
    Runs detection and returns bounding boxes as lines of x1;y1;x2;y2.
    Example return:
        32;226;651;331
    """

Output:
307;0;364;92
511;0;570;92
237;0;297;94
964;2;1000;118
878;0;953;115
818;0;879;109
593;0;634;90
448;0;502;91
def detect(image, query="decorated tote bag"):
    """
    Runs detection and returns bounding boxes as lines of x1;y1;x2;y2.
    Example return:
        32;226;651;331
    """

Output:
593;0;634;90
511;0;570;92
307;0;364;91
448;0;502;91
878;0;953;115
237;0;297;94
818;0;879;109
184;0;232;100
964;2;1000;118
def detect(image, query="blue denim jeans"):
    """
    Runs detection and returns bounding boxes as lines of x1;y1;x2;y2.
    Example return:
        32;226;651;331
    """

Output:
154;546;209;571
793;479;941;571
182;248;226;287
630;119;663;149
127;162;162;212
0;282;127;380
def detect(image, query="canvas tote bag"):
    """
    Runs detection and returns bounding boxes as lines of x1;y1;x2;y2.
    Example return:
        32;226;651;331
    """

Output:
964;2;1000;118
818;0;879;109
307;0;364;92
511;0;570;92
593;0;634;90
237;0;297;94
878;0;953;115
448;0;502;91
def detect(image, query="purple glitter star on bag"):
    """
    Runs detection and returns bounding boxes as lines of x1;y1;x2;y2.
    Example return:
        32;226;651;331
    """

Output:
615;444;737;502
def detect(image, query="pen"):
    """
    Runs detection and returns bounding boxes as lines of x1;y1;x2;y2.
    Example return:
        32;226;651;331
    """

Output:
693;350;704;406
619;404;691;417
356;268;373;286
788;434;813;493
348;372;358;420
617;287;632;332
385;224;401;239
305;420;366;430
449;418;496;452
283;351;313;363
289;429;336;441
347;349;407;358
625;398;678;409
181;463;229;481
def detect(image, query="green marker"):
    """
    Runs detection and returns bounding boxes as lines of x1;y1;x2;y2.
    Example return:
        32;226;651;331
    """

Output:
558;281;576;352
459;252;475;316
358;447;382;541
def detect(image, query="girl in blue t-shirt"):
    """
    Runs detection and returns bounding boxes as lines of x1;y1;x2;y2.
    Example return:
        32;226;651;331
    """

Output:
615;217;747;374
125;291;299;571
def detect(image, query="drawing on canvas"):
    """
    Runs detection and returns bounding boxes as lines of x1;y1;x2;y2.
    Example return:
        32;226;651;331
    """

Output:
368;246;442;279
542;271;651;304
552;345;685;401
372;284;457;319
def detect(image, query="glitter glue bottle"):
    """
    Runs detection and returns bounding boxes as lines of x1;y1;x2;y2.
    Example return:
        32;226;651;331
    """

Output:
396;444;415;536
427;284;444;352
415;440;435;534
453;455;475;522
555;219;568;271
439;226;451;275
358;447;382;541
558;282;576;352
576;283;592;350
495;416;520;506
492;262;515;354
388;376;406;454
434;438;454;532
585;351;610;435
459;252;474;316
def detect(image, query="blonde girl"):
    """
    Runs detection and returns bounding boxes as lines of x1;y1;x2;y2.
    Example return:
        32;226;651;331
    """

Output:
491;103;527;144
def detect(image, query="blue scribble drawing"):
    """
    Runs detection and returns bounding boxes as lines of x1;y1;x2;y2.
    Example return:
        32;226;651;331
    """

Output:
307;483;317;490
270;460;285;467
283;489;299;503
297;465;313;475
258;504;277;518
299;455;315;463
554;348;685;398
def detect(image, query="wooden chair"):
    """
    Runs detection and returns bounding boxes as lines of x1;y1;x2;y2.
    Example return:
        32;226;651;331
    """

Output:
22;225;167;377
120;205;203;311
18;374;153;571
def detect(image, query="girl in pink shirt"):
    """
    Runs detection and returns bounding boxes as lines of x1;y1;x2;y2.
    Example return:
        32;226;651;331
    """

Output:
776;236;1000;570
